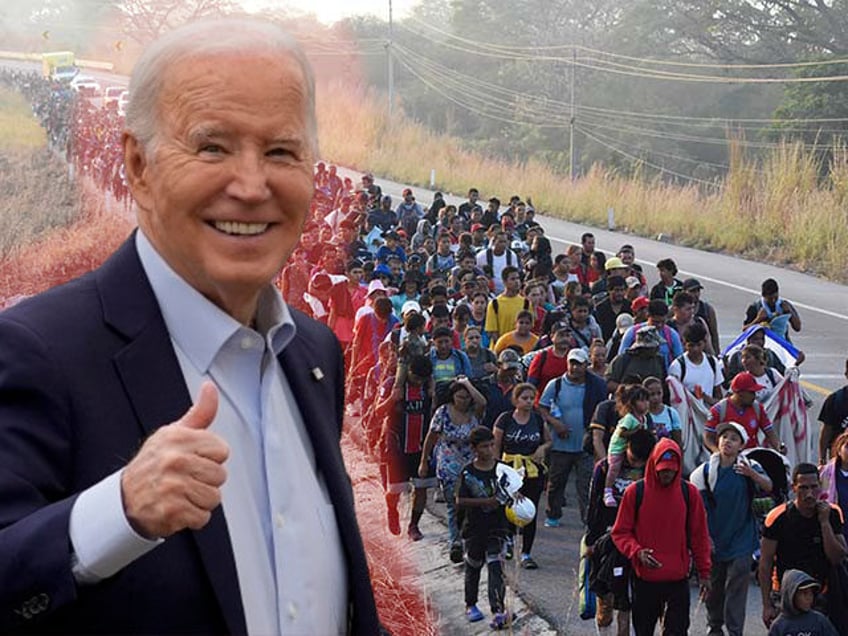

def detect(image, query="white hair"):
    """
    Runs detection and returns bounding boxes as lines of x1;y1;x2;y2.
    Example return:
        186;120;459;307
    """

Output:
125;18;318;156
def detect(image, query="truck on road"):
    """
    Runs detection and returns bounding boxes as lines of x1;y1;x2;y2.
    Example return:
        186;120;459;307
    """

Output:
42;51;78;82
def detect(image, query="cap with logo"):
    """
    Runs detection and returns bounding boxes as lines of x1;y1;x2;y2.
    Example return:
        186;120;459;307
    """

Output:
655;449;680;472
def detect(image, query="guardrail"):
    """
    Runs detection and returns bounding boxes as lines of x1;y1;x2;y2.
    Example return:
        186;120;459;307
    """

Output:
0;50;113;71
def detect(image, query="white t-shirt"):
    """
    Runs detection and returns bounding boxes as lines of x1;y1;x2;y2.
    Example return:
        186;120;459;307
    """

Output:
668;353;724;397
476;248;518;293
753;368;783;403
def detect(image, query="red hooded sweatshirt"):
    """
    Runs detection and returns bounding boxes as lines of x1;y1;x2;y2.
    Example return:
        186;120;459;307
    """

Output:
611;438;711;582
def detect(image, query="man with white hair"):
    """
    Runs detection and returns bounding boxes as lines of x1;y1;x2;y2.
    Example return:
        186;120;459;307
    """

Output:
0;19;380;634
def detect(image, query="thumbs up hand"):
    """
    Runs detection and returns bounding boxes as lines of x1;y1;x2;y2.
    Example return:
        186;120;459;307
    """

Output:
121;382;230;539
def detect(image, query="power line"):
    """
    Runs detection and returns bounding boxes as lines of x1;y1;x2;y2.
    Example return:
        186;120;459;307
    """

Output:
577;124;722;188
400;19;848;84
405;15;848;71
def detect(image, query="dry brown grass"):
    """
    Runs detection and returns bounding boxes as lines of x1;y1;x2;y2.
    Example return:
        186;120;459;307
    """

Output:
0;88;82;259
317;81;848;281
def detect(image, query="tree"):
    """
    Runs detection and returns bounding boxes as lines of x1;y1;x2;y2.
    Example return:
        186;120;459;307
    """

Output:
117;0;236;45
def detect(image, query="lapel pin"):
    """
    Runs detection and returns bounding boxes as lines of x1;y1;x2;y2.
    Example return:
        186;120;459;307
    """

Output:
311;367;324;381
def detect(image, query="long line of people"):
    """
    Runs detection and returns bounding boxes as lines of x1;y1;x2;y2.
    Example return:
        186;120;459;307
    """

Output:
295;173;846;634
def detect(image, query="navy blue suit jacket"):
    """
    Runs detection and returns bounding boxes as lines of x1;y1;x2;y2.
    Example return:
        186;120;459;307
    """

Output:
0;236;380;634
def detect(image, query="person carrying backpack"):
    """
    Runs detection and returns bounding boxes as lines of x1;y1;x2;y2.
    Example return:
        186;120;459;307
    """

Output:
612;439;712;636
704;372;784;454
585;429;656;636
667;322;724;406
690;422;773;636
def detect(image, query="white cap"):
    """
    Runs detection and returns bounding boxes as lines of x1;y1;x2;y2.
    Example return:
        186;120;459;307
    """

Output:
401;300;421;315
367;279;387;296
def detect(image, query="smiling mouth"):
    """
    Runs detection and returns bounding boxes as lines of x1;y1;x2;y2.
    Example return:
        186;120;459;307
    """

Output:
212;221;270;236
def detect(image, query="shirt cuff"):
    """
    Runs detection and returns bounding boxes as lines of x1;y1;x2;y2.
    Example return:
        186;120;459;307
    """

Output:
69;469;163;585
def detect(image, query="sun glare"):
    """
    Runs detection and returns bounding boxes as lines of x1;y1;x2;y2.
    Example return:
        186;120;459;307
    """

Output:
241;0;416;24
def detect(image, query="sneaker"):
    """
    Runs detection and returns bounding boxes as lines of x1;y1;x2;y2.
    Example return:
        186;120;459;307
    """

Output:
407;524;423;542
449;541;464;564
465;605;484;623
603;488;618;508
544;517;560;528
387;506;400;536
489;611;510;630
520;555;538;570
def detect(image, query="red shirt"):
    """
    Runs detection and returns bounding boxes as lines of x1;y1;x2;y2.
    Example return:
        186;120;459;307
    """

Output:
705;399;773;449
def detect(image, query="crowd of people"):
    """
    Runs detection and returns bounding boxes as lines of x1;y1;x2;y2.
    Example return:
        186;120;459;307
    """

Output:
6;61;848;634
287;172;847;634
1;69;129;204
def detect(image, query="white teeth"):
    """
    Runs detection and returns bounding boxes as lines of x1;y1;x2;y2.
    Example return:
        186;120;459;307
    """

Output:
213;221;269;236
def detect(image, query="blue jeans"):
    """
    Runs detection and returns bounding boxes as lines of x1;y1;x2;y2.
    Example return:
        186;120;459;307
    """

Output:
441;478;459;544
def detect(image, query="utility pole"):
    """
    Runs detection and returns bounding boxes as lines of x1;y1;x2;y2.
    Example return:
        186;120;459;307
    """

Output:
569;47;576;182
387;0;394;121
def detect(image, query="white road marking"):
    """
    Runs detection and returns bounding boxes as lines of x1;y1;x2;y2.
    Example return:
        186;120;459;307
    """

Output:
545;234;848;323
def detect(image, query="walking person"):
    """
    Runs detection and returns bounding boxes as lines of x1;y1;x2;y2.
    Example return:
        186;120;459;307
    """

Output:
538;348;608;526
612;439;712;635
493;383;552;569
690;422;773;636
419;377;487;562
456;427;514;630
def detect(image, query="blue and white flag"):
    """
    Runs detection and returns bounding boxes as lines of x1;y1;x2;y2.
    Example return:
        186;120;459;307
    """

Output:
721;325;800;369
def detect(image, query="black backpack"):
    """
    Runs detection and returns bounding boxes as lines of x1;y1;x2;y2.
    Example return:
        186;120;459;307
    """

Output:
588;479;690;595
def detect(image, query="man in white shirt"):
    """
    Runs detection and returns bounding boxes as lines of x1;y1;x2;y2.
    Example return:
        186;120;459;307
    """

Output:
668;323;724;406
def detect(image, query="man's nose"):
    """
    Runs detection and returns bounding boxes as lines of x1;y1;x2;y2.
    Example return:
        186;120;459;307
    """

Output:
225;152;271;202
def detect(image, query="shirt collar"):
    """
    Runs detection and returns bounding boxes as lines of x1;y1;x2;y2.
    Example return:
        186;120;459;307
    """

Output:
135;231;296;374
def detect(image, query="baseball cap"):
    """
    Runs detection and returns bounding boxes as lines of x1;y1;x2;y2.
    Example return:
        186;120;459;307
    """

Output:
632;296;649;312
551;321;572;335
402;188;413;197
655;449;680;472
682;278;703;291
605;256;626;271
567;348;589;364
615;313;634;334
498;349;523;369
471;223;485;232
367;279;387;296
730;371;765;394
626;276;641;289
716;422;749;446
401;300;421;316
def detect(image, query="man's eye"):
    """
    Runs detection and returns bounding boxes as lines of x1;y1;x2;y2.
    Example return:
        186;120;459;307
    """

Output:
268;147;294;158
199;144;224;154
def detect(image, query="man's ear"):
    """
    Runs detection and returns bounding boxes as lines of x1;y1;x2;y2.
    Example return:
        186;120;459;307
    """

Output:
122;132;153;211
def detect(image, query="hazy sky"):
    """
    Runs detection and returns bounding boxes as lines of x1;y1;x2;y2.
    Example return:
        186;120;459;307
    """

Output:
243;0;417;24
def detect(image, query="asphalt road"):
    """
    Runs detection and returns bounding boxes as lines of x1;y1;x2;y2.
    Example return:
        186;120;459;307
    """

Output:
346;168;847;635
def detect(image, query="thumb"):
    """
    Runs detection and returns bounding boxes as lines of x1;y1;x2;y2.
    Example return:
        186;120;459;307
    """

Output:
179;381;219;430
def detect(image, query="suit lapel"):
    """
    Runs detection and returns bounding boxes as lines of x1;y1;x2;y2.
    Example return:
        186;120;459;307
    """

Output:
98;236;247;635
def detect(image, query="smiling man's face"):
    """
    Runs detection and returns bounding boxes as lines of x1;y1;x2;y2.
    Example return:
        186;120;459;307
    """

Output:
124;50;314;322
